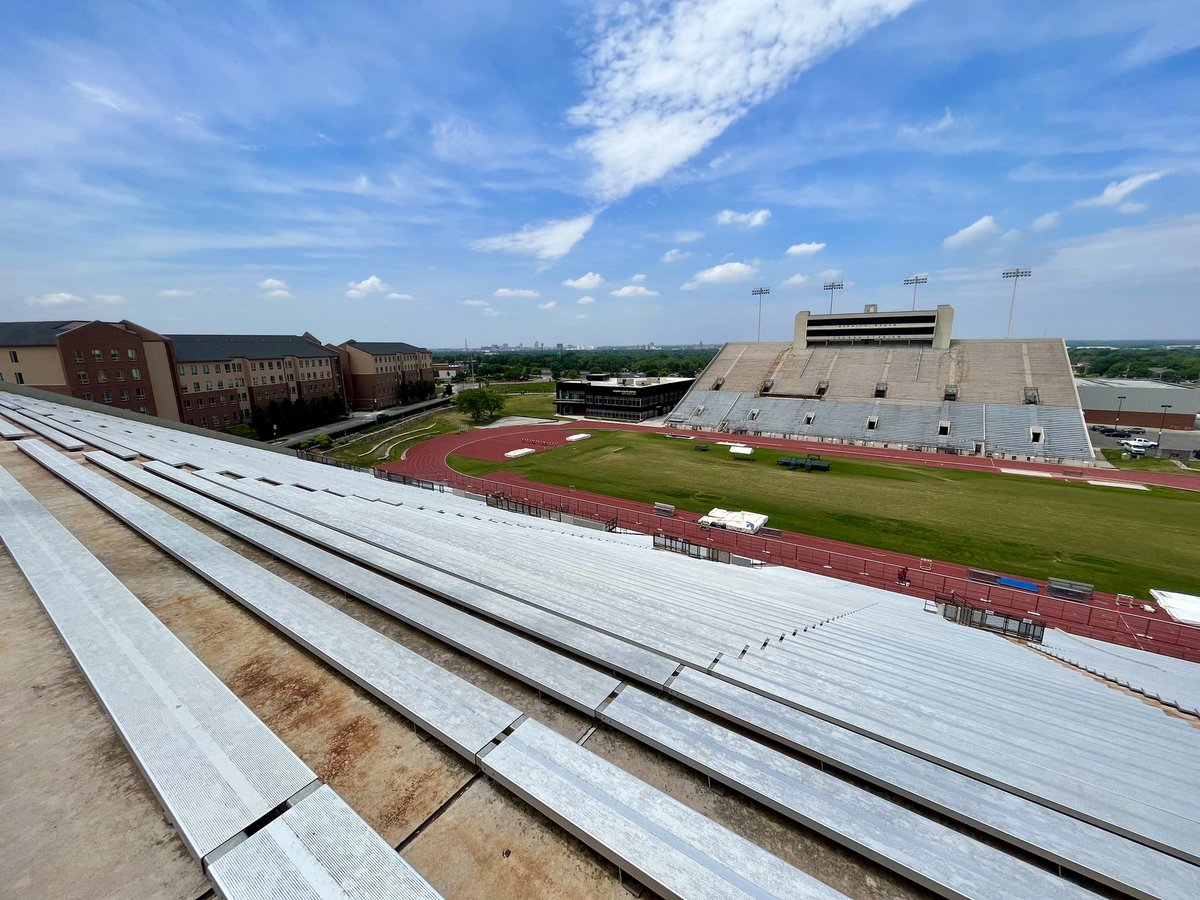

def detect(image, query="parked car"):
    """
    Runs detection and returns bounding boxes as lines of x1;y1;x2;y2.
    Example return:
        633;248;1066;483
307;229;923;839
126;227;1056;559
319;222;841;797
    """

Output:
1120;438;1158;449
1128;427;1146;434
1109;430;1132;438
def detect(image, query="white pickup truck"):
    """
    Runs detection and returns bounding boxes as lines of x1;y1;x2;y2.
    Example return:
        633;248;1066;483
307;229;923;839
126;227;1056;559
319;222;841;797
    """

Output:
1120;438;1159;450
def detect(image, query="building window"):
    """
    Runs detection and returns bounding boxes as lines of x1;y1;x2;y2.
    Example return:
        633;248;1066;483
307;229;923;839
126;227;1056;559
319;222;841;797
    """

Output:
184;400;192;410
197;398;204;407
115;369;125;381
128;348;137;360
15;372;25;384
178;365;186;376
102;391;112;403
75;350;85;363
77;372;89;384
131;368;141;381
97;370;109;383
191;365;198;375
119;389;129;401
203;364;210;374
180;384;188;393
92;349;103;362
83;392;92;401
205;381;213;391
139;406;148;414
136;388;145;399
7;350;17;363
111;349;120;361
193;382;200;392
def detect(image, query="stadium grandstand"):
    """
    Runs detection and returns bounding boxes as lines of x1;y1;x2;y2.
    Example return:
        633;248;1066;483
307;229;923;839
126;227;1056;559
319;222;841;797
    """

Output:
3;387;1200;898
667;305;1094;463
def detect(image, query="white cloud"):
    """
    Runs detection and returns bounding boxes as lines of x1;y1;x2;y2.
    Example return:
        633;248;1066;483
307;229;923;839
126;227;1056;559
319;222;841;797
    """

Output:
569;0;915;202
942;215;1000;249
630;273;646;283
1031;212;1061;232
538;300;557;310
463;299;490;307
264;289;293;300
682;261;758;290
898;107;954;138
662;248;690;263
158;288;193;298
258;278;289;291
674;230;704;243
352;175;371;195
1074;172;1165;208
27;292;86;307
494;288;540;298
94;294;126;304
715;208;771;228
1002;228;1021;242
576;314;587;320
1119;202;1148;214
781;274;809;288
786;241;826;257
611;285;660;298
562;272;604;290
71;81;137;113
345;275;389;299
483;307;502;317
473;213;597;262
577;296;596;305
387;292;414;300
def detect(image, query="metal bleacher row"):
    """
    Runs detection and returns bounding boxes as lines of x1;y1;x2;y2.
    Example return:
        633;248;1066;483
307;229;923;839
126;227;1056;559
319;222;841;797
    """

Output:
674;339;1093;461
3;393;1200;898
671;389;1093;460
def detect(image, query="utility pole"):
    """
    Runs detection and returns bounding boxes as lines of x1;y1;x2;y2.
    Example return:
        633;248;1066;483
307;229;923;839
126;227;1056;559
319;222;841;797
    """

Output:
904;274;928;310
1001;268;1032;339
822;280;843;314
751;287;770;341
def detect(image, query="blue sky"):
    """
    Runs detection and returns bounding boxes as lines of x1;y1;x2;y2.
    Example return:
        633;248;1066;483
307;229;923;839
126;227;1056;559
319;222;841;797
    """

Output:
1;0;1196;348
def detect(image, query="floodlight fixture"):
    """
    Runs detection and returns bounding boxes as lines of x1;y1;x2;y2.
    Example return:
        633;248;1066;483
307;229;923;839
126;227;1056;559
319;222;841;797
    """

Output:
751;287;770;342
822;280;844;314
903;274;928;310
1001;268;1032;339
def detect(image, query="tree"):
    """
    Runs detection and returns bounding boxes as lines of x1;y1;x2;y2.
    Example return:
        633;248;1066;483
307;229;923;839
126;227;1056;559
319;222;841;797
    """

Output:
454;388;506;422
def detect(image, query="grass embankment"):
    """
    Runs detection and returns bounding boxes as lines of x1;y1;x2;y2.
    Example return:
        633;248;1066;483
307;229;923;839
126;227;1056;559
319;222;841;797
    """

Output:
1101;448;1200;476
488;381;557;394
450;431;1200;597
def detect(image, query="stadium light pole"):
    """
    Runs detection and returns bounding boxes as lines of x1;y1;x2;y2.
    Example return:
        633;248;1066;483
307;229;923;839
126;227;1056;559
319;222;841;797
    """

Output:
904;274;928;310
1158;404;1172;455
1115;395;1126;428
752;287;770;342
823;280;844;314
1001;268;1032;339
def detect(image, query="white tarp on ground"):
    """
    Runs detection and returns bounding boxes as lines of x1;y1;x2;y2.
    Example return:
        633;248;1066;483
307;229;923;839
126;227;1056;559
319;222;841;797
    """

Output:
1152;590;1200;626
698;508;769;534
504;447;536;459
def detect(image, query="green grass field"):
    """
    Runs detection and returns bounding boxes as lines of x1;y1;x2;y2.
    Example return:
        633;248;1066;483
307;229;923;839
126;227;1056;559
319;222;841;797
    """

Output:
450;431;1200;597
1101;448;1200;475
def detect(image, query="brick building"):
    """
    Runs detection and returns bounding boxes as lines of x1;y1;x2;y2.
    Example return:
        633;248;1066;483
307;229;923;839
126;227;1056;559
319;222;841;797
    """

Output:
0;319;180;419
331;340;434;411
167;333;341;430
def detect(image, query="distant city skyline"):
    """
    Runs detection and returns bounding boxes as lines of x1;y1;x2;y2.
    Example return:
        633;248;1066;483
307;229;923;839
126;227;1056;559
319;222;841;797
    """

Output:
1;1;1196;345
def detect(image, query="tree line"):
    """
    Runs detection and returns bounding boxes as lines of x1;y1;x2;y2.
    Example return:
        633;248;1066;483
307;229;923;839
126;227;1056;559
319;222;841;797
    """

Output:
1070;348;1200;382
435;347;719;381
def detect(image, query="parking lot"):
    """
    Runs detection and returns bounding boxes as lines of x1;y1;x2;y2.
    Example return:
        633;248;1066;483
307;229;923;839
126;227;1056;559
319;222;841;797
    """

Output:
1089;423;1200;459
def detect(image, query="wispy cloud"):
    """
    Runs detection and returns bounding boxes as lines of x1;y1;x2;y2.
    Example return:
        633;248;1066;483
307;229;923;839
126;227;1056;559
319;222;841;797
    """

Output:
1119;202;1147;214
786;241;825;257
715;208;771;228
71;81;138;113
463;299;490;307
345;275;389;299
898;106;954;138
94;294;126;304
674;230;704;243
27;292;85;307
473;212;597;261
611;285;659;298
562;272;604;290
158;288;193;298
538;300;557;310
387;292;414;300
942;215;1000;249
1031;211;1060;232
662;248;690;263
494;288;540;298
629;273;646;283
1074;171;1165;208
683;261;758;290
781;274;809;287
577;296;595;305
570;0;915;202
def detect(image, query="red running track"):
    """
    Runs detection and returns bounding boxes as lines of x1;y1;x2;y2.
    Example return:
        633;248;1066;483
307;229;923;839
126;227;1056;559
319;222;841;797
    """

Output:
381;421;1200;661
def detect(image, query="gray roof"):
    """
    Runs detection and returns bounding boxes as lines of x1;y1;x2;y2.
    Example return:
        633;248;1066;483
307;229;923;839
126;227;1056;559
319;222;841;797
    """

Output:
167;334;337;362
343;339;427;355
0;320;84;346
